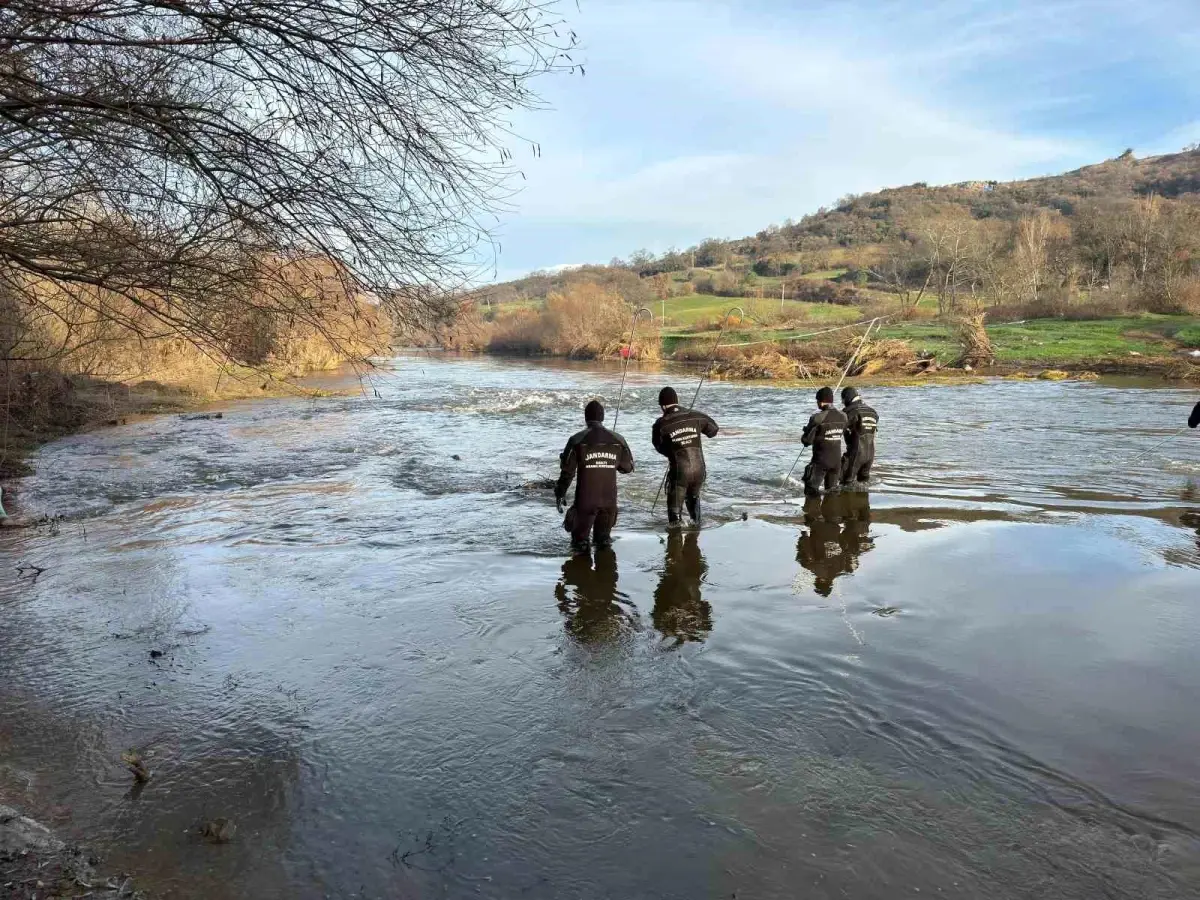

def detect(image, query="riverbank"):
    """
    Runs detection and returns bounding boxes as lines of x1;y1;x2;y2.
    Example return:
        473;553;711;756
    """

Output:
0;365;361;515
454;311;1200;383
1;805;146;899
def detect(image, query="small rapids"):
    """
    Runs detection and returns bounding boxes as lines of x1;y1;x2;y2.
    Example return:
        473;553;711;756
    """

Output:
1;354;1199;900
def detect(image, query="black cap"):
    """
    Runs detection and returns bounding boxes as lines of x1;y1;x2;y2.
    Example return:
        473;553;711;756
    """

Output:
658;386;679;406
841;386;859;404
816;387;834;405
585;399;605;422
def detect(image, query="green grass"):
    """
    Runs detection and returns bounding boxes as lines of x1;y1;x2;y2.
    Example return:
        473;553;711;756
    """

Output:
1172;324;1200;347
878;314;1200;363
664;313;1200;363
657;294;864;330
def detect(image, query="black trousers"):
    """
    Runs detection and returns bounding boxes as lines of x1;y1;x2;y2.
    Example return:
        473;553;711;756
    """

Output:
803;461;840;496
841;449;874;485
566;505;618;548
666;467;705;524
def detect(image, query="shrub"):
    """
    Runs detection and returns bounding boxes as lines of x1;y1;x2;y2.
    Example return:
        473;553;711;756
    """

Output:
486;307;546;355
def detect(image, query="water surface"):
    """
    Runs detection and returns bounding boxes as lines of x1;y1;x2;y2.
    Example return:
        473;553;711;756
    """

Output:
2;355;1199;899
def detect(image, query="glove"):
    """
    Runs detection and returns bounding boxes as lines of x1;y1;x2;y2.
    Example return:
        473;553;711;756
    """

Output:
556;496;565;514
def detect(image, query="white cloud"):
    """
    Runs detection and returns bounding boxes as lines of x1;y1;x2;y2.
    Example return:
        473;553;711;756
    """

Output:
486;0;1189;277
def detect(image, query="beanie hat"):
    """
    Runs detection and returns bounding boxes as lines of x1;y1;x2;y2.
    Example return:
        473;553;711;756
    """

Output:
841;386;860;404
658;386;679;406
816;387;834;405
584;399;605;422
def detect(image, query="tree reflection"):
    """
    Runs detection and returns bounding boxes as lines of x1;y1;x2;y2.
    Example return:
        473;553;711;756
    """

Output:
651;531;712;646
795;492;875;597
554;548;637;645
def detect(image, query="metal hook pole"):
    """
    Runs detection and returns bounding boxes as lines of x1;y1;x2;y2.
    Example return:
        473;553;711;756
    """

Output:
612;306;654;430
1131;425;1189;462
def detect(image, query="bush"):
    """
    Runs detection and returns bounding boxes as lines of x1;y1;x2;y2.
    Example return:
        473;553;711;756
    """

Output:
486;307;546;355
693;270;746;298
783;278;860;305
545;285;634;358
1147;277;1200;315
481;286;662;359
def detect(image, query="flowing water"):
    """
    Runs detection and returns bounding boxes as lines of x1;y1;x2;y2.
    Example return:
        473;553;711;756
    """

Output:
2;354;1200;899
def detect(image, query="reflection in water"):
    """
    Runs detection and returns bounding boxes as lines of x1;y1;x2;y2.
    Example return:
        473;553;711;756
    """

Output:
651;531;712;645
795;492;875;596
554;548;637;644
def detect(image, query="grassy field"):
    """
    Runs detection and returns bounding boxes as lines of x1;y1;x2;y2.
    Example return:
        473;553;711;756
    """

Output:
658;313;1200;366
878;315;1199;363
656;294;864;328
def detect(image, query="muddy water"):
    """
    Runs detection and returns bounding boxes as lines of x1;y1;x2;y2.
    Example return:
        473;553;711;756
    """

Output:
2;355;1200;899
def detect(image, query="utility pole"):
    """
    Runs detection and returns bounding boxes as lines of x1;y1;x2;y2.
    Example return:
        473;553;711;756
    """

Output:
780;281;786;312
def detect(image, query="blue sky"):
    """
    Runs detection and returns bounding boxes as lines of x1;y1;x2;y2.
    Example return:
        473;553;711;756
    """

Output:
484;0;1200;282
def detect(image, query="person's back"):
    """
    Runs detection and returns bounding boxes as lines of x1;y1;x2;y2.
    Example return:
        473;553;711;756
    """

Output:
841;387;878;486
652;386;719;525
801;386;847;496
1190;400;1199;429
555;399;634;552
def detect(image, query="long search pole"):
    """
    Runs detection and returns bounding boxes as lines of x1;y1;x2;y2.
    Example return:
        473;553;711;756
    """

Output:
651;306;745;515
780;317;879;492
1131;425;1189;462
612;307;653;430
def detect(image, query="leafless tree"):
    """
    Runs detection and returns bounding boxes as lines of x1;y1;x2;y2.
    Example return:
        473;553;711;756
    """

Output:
0;0;577;366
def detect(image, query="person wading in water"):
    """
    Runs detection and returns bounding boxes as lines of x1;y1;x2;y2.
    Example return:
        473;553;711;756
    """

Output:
555;399;634;554
801;386;848;497
1190;400;1200;430
840;387;878;487
651;386;719;527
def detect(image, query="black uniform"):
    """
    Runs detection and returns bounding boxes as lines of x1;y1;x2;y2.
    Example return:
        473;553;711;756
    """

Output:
801;406;848;496
1190;401;1200;429
842;398;879;485
555;422;634;549
652;403;719;524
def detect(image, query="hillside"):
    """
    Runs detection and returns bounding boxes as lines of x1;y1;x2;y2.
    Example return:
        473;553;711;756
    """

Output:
434;149;1200;380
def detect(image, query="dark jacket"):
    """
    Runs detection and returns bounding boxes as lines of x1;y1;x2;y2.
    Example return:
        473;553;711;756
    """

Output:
1191;401;1200;429
844;399;879;461
802;406;848;469
652;404;719;476
555;422;634;510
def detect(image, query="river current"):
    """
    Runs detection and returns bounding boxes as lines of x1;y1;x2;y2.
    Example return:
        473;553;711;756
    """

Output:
2;354;1200;898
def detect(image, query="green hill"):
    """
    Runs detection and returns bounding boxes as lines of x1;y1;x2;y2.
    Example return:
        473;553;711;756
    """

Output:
446;149;1200;378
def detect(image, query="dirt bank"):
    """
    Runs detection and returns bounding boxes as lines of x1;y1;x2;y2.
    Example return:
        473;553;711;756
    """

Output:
1;805;147;899
1;366;359;495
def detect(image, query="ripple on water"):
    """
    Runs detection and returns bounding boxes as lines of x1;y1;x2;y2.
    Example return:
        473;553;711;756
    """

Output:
2;356;1199;899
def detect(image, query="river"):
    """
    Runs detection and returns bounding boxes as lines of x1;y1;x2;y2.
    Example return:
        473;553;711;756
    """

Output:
2;354;1199;899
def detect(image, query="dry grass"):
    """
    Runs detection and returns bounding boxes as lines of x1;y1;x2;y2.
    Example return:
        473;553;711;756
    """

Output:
0;262;389;478
850;337;918;376
951;313;996;367
710;350;807;380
